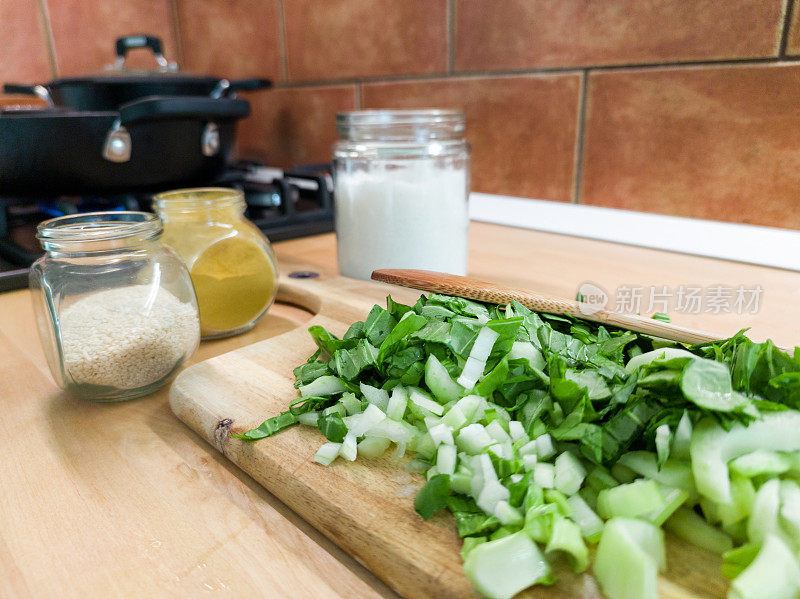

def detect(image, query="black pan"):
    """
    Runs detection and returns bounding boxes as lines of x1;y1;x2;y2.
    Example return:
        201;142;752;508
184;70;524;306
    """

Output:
0;95;249;194
3;35;271;111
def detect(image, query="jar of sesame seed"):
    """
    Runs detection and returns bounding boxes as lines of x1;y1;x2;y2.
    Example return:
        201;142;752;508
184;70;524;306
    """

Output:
29;211;200;402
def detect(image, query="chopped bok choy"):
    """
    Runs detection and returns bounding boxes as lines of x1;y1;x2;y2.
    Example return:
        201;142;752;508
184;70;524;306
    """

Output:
235;292;800;599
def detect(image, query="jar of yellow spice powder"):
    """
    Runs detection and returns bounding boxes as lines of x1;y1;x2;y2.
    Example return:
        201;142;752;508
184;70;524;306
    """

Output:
153;188;277;339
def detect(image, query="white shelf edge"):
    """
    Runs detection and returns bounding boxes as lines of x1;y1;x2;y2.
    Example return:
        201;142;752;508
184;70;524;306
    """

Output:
469;193;800;272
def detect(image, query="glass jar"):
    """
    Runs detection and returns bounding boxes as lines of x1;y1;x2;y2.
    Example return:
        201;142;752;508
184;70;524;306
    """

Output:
333;109;470;280
29;212;200;402
153;187;278;339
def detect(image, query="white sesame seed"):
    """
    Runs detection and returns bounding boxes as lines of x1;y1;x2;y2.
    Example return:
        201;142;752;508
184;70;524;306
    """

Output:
59;285;200;390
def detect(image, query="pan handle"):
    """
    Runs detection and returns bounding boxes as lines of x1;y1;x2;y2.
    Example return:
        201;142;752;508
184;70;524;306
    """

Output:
2;83;54;106
103;96;251;163
109;35;177;72
118;96;250;126
210;78;272;98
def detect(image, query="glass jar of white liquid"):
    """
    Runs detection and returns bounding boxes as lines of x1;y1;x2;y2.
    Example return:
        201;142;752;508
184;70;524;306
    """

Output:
333;110;470;280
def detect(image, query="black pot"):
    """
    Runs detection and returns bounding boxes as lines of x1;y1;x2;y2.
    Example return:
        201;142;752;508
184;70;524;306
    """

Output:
3;35;271;111
0;95;250;195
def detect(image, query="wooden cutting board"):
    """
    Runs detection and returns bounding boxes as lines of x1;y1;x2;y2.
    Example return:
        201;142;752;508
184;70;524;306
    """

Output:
169;271;727;599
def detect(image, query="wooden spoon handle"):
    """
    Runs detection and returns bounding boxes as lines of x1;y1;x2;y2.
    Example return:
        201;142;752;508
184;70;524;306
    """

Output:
371;269;722;345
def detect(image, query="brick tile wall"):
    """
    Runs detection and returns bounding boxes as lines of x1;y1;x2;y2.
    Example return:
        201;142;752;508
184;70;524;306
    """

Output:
3;0;798;229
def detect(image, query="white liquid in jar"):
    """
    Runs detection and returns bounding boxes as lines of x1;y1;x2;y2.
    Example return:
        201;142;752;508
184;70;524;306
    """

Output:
335;160;469;280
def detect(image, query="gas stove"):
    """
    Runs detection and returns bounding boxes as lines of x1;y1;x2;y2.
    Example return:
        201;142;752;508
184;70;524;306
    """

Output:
0;161;334;292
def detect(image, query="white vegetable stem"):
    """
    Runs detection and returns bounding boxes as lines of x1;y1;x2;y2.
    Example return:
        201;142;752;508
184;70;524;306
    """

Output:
457;326;499;390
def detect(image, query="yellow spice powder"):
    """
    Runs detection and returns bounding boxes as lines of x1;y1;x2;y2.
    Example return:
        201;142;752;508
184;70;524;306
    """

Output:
189;236;275;336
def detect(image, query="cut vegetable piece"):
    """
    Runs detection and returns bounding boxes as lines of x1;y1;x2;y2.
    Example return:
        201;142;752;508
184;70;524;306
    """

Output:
457;326;499;389
690;412;800;503
664;507;733;554
477;480;511;514
566;494;603;543
508;420;528;444
655;424;670;467
425;354;465;403
672;411;692;459
357;436;390;458
486;420;511;444
359;382;389;411
428;422;455;447
493;500;523;526
617;452;697;501
779;480;800;546
347;403;386;437
508;341;546;371
748;478;780;545
729;535;800;599
625;347;698;373
730;450;792;478
680;358;749;412
386;386;408;420
722;543;761;579
534;434;555;460
367;418;417;443
339;432;357;461
297;411;319;426
597;480;665;520
645;484;688;527
457;424;493;455
717;475;756;528
522;454;538;472
554;452;586;496
406;387;444;416
545;516;589;572
299;375;347;397
533;463;555;489
313;442;341;466
437;444;457;476
594;518;665;599
518;440;538;457
463;531;553;599
415;473;451;519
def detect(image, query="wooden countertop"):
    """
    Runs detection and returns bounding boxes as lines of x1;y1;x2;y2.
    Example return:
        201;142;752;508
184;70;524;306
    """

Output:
2;222;797;598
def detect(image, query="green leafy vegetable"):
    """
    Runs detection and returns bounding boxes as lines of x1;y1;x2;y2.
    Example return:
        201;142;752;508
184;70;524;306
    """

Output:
235;292;800;599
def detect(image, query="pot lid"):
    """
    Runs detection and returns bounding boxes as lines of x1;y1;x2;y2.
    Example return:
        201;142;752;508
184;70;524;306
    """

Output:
52;35;222;86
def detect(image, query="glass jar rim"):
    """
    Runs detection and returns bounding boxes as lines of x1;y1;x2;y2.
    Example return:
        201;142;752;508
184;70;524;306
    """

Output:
152;187;244;213
337;109;465;142
337;109;464;128
37;211;162;244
